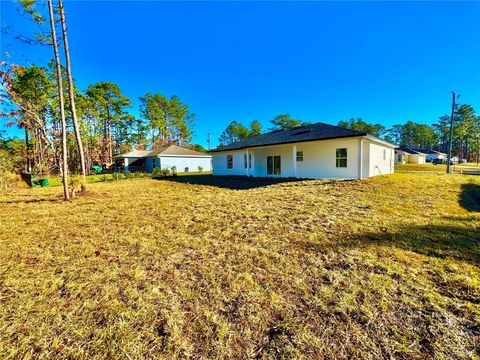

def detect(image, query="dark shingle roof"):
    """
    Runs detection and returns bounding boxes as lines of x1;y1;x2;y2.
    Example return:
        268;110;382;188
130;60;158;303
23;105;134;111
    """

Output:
396;148;426;155
417;149;446;155
210;122;367;152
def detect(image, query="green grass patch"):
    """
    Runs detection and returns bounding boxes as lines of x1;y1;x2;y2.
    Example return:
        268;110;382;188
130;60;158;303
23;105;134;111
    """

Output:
0;172;479;358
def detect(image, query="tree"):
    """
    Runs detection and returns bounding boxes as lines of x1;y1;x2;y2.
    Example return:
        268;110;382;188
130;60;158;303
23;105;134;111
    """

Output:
269;113;309;130
338;118;385;137
188;144;207;152
5;64;55;174
86;82;131;163
218;120;250;146
385;121;438;149
59;0;86;190
455;104;476;160
249;120;263;136
139;93;194;148
48;0;69;200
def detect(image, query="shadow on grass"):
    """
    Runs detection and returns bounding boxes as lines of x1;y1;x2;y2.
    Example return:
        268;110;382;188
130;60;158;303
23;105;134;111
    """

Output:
329;221;480;265
155;175;302;190
460;182;480;212
0;197;62;204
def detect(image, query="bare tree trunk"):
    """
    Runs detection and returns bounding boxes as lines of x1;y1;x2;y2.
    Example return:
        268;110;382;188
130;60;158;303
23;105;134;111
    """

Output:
25;128;31;173
48;0;70;200
58;0;87;191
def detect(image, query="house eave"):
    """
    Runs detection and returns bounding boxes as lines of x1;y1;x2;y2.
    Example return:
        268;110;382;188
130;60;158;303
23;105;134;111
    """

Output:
209;133;369;153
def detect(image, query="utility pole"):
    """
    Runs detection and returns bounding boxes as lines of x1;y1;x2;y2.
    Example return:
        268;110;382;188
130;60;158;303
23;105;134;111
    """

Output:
207;133;211;151
446;91;456;174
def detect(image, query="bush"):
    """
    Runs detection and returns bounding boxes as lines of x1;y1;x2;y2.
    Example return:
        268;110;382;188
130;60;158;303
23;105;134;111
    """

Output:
198;166;203;172
124;171;132;179
112;172;121;181
68;175;85;197
171;166;177;176
152;168;163;178
161;168;170;177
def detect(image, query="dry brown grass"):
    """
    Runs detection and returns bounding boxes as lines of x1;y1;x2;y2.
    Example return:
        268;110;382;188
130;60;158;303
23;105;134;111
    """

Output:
0;173;479;359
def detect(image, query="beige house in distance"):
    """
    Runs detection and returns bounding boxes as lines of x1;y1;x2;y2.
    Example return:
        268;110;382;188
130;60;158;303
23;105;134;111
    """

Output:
394;148;427;164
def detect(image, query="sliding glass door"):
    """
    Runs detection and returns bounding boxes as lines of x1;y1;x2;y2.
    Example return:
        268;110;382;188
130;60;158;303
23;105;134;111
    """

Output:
266;156;281;175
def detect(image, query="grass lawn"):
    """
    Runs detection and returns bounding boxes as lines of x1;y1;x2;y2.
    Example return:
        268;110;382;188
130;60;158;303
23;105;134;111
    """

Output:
0;173;479;358
396;163;480;173
45;171;212;187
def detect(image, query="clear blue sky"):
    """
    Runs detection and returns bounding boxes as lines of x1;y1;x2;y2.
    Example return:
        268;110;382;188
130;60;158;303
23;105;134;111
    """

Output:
1;1;479;148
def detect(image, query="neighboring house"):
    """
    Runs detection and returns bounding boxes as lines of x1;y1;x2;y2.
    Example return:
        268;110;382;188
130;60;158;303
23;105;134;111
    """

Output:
210;122;396;179
419;149;447;162
113;145;212;172
394;148;427;164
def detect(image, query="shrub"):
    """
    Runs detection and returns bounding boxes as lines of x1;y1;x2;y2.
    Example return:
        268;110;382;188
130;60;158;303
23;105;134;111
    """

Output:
198;166;203;172
112;172;121;181
68;175;85;198
171;166;177;176
152;168;163;178
161;168;170;177
124;171;132;179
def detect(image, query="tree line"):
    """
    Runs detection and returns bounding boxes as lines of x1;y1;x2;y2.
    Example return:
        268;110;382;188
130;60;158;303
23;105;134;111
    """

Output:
0;0;197;198
219;107;480;162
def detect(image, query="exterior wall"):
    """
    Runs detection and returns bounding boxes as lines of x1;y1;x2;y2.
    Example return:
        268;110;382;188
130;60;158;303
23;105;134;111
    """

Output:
426;153;446;162
212;138;384;179
367;142;394;177
408;154;426;164
159;156;212;172
212;151;248;176
145;157;159;172
212;138;394;179
294;138;360;179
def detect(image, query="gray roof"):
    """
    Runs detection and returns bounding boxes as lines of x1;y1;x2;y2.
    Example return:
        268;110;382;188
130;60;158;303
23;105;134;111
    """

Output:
395;148;427;155
114;145;211;158
418;149;447;155
210;122;368;152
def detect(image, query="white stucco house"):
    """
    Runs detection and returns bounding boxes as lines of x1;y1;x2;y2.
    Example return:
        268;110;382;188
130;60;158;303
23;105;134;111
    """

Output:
113;145;212;173
394;148;427;164
421;149;447;162
210;122;396;179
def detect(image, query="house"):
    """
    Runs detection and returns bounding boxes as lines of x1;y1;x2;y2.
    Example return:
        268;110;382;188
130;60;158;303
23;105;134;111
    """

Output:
210;122;396;179
113;145;212;173
394;148;427;164
420;149;447;162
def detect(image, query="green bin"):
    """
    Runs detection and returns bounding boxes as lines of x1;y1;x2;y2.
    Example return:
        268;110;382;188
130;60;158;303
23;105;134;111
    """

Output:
39;178;49;187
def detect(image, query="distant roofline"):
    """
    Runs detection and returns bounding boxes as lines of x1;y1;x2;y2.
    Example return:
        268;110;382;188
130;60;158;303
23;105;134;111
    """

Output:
113;144;210;158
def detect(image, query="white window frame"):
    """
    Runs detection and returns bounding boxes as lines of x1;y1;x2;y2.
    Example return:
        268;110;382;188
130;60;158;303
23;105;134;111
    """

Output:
336;148;347;168
226;154;233;169
296;151;303;162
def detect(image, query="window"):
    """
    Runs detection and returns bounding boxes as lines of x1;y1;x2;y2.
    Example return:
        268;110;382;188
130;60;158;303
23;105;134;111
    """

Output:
267;156;281;175
397;155;402;162
226;155;233;169
249;153;252;168
383;149;386;161
244;153;248;169
152;158;156;169
336;148;347;168
296;151;303;161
